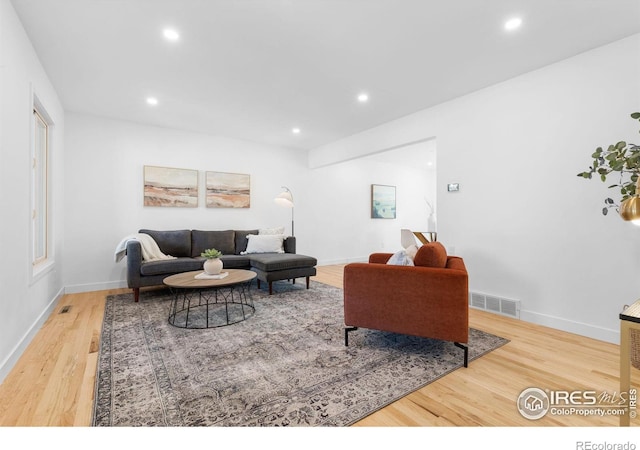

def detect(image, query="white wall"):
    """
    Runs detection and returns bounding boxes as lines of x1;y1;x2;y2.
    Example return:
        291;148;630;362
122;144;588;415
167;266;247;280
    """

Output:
0;0;65;382
309;34;640;343
302;151;436;265
63;113;433;292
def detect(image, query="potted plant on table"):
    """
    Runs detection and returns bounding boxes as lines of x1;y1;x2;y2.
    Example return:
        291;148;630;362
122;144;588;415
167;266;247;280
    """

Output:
577;112;640;216
577;112;640;369
201;248;223;275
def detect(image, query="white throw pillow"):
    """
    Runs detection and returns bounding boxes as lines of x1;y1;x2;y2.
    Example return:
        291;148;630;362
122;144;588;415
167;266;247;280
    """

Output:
405;244;419;260
386;249;415;266
241;234;285;254
259;227;285;235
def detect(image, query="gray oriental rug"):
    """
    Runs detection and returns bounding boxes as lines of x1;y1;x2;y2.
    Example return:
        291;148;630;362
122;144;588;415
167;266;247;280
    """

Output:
92;281;508;427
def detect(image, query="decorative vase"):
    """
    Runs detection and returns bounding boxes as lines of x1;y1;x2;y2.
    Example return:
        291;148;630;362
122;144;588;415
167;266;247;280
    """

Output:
203;258;223;275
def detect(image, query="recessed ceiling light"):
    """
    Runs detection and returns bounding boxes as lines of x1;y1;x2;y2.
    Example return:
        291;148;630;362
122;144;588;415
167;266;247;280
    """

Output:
504;17;522;31
357;93;369;103
163;28;180;41
292;128;301;134
146;97;159;106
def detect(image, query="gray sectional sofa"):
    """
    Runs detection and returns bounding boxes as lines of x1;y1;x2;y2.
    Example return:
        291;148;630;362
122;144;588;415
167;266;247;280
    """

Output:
126;228;317;301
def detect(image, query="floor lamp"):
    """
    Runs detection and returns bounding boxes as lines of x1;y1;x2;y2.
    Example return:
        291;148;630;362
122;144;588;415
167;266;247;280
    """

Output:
274;186;294;236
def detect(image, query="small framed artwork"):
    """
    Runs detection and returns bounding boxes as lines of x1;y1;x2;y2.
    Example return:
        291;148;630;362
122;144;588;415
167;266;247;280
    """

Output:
371;184;396;219
206;171;251;208
143;165;198;207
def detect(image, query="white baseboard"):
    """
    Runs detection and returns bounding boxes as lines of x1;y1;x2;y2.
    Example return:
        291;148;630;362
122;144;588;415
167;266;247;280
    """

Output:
316;256;368;266
520;309;619;344
0;287;64;385
64;279;127;294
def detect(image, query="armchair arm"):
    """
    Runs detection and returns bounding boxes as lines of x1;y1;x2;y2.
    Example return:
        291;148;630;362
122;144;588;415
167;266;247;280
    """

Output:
369;253;393;264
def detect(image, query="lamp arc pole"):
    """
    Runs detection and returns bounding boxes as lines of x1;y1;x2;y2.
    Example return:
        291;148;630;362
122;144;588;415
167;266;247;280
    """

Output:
274;186;295;236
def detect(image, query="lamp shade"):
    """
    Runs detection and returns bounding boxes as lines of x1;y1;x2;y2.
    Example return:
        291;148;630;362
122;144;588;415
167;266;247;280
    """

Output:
620;196;640;225
274;188;293;207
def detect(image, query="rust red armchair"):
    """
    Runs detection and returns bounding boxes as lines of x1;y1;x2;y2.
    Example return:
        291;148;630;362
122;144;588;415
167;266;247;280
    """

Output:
343;242;470;366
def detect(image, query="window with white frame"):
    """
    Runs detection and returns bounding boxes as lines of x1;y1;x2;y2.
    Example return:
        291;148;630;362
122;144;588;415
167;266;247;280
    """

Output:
32;106;49;266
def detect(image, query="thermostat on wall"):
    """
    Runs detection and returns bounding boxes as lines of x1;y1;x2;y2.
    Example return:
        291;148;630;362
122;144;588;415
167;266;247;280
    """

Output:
447;183;460;192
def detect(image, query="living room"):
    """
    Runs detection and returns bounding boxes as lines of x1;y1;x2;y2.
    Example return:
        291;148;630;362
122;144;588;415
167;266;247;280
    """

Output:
1;0;640;444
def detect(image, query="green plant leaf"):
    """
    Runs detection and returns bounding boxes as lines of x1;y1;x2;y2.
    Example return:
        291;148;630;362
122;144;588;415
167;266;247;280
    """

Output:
580;113;640;215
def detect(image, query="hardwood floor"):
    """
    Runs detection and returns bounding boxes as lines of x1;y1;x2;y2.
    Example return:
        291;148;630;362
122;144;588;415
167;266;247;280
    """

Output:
0;264;637;428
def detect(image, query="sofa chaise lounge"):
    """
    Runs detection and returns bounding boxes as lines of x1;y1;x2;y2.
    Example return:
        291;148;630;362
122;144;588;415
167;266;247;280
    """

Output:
126;228;317;301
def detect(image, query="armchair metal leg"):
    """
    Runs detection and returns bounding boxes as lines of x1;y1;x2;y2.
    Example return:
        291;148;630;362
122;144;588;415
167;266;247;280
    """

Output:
344;327;358;346
454;342;468;367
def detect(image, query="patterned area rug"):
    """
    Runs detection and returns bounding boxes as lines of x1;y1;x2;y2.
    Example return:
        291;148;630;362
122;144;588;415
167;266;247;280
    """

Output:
92;281;508;426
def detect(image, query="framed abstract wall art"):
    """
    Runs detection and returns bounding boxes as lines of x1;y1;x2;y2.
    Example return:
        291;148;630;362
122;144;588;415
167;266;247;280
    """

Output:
371;184;396;219
206;171;251;208
143;165;199;207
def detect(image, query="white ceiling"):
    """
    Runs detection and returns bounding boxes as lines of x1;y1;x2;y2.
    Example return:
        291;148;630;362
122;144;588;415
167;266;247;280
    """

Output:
10;0;640;151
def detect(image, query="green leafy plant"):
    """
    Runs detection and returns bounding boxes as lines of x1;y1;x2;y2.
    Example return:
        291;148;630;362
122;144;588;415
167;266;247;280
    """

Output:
201;248;222;259
577;112;640;215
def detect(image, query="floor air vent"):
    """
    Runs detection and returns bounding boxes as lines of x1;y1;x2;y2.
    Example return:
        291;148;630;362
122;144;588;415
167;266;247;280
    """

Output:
469;292;520;319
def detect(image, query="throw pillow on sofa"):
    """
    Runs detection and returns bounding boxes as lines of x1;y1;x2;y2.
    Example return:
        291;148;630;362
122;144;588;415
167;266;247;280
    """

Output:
405;244;419;260
241;234;285;254
413;242;447;268
386;249;415;266
259;226;285;235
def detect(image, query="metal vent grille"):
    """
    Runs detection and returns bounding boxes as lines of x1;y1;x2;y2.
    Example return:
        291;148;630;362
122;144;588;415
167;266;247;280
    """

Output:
469;292;521;319
470;292;486;309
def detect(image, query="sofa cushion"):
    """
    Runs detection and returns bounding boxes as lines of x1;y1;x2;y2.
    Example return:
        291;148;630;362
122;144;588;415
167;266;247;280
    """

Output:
413;242;447;268
191;230;236;257
139;229;192;257
140;257;203;276
241;234;285;254
219;254;252;269
249;253;317;271
234;229;259;254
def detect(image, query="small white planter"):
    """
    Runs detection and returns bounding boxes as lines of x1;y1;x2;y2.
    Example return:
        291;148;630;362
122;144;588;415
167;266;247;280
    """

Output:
203;258;223;275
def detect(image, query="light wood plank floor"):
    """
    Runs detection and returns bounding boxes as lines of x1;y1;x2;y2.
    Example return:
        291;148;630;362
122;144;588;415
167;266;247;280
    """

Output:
0;264;637;427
